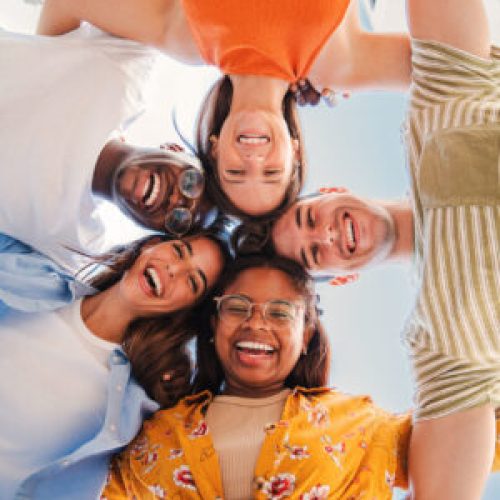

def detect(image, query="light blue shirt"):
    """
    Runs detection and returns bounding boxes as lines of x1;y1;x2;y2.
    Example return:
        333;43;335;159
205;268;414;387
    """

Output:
0;233;95;316
10;348;159;500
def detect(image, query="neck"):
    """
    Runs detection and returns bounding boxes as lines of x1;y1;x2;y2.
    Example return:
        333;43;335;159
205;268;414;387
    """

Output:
80;286;135;344
92;139;133;200
223;381;287;399
229;74;289;114
384;200;414;262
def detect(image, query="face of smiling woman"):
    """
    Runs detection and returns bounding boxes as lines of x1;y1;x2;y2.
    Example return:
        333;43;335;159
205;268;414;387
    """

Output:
213;267;310;397
119;236;224;317
211;109;299;216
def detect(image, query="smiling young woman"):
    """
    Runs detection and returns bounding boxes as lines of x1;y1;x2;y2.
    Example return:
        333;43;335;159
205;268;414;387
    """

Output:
0;233;227;500
38;0;412;220
102;255;500;499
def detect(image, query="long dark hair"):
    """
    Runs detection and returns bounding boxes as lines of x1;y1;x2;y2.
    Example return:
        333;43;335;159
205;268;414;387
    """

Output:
191;254;330;395
88;233;229;408
194;75;307;222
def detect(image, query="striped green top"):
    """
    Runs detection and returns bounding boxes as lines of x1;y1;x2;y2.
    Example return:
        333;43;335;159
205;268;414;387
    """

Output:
403;40;500;420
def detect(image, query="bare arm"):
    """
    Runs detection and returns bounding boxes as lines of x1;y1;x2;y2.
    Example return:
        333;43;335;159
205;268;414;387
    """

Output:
37;0;203;64
308;2;411;93
409;405;496;500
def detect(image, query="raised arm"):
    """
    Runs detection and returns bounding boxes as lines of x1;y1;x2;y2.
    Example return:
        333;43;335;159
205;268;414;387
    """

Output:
405;1;496;498
37;0;203;64
307;1;412;93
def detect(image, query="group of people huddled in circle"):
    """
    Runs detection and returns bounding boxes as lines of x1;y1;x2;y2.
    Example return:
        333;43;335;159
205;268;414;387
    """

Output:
1;0;499;499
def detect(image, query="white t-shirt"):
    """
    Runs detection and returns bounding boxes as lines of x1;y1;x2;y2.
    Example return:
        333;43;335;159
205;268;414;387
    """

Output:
0;25;156;273
0;299;119;499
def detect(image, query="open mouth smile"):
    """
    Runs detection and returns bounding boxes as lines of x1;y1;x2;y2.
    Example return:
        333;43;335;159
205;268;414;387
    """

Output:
343;212;357;254
235;340;276;355
237;134;270;145
142;172;161;208
143;266;163;297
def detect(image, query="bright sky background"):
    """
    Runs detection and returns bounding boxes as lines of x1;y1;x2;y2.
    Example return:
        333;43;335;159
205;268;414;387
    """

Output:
2;0;499;497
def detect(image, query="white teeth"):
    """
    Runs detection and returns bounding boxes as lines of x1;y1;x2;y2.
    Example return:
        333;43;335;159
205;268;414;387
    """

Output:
236;340;275;353
144;267;162;297
143;173;161;207
344;216;356;252
238;135;269;145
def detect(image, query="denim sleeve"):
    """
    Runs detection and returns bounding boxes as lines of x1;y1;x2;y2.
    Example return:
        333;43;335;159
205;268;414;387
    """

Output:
0;233;80;315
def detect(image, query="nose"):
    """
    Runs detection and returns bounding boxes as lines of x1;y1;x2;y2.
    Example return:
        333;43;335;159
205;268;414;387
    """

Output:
166;258;192;278
244;305;269;330
315;224;338;245
241;154;266;170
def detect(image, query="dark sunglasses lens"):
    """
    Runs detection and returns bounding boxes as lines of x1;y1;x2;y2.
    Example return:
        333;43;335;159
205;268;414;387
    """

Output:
180;168;204;199
165;208;192;235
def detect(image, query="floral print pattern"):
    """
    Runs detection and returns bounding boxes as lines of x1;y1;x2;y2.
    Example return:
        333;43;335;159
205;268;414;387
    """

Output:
300;484;330;500
260;473;296;499
147;484;166;498
173;465;197;491
168;448;183;460
189;420;208;439
103;389;424;499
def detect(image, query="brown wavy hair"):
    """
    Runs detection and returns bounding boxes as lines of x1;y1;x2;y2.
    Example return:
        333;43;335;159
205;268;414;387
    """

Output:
88;233;229;408
194;75;307;222
191;254;330;395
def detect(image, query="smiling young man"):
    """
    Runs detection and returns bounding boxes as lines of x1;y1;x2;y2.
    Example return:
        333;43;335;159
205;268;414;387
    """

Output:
274;0;499;497
272;192;414;273
0;24;211;315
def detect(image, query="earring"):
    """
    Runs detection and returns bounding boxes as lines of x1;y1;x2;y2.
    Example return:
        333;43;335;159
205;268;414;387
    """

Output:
319;186;349;194
209;337;214;344
321;88;351;107
302;346;308;356
329;274;359;286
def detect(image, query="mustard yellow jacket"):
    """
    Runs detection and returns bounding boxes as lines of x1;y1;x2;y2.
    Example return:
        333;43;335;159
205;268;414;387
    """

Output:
103;387;500;499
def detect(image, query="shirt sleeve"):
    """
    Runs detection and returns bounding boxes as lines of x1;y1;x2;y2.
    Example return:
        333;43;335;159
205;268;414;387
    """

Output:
382;412;412;489
0;233;76;315
102;452;157;500
368;407;413;489
409;39;500;111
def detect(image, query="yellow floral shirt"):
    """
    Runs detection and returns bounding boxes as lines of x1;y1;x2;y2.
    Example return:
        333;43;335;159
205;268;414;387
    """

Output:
103;387;500;499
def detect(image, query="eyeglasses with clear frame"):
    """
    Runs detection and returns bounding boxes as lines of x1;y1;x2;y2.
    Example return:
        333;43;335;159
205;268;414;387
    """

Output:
114;152;205;237
214;294;304;326
164;167;205;236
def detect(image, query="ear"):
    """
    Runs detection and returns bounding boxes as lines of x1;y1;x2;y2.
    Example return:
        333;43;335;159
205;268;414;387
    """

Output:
209;135;219;160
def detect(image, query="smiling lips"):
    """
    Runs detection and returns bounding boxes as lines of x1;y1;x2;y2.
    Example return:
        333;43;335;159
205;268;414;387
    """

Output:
236;340;276;355
143;266;163;297
142;172;162;208
342;212;357;254
237;134;270;146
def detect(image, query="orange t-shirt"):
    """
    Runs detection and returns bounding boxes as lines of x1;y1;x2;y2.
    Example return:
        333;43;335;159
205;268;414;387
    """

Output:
181;0;351;83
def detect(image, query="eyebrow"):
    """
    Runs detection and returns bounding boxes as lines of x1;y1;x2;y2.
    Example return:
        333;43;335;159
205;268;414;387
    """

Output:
198;270;208;295
224;179;245;184
184;240;207;294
